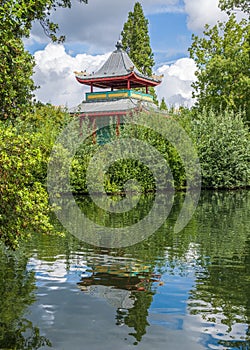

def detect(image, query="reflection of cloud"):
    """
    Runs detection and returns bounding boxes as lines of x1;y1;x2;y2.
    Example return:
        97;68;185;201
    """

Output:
33;44;197;108
80;285;134;309
28;255;89;285
187;312;249;349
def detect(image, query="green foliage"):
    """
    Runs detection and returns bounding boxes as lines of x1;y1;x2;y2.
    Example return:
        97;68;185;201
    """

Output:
190;109;250;188
0;125;52;249
160;97;168;111
189;15;250;120
0;33;35;121
0;246;52;348
0;105;70;249
70;140;99;194
121;2;158;103
70;114;187;195
0;0;88;41
121;2;154;77
20;104;72;183
219;0;250;15
0;0;88;122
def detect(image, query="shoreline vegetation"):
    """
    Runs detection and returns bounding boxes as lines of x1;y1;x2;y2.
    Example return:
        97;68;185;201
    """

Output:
0;104;249;249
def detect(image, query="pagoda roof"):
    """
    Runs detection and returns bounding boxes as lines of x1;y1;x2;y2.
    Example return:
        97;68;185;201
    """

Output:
70;97;159;117
74;41;163;89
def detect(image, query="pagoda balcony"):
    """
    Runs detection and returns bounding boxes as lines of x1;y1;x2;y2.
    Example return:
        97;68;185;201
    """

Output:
85;89;153;103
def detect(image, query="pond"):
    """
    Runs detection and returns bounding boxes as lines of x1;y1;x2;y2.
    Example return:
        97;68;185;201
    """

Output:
0;190;249;350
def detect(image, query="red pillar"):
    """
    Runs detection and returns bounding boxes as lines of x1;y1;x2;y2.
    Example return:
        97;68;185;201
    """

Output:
127;80;130;90
90;83;93;93
79;115;83;137
146;86;149;94
116;116;120;137
92;117;96;144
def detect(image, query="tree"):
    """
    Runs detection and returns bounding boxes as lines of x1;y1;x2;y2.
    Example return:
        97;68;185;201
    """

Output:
121;2;154;77
0;34;35;121
0;125;53;249
0;0;88;122
190;109;249;189
0;105;70;249
0;247;52;348
121;2;158;103
189;15;250;120
159;98;167;111
219;0;250;15
0;0;88;41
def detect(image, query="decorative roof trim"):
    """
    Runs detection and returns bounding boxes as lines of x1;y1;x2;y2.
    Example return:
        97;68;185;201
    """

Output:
75;71;161;88
74;42;163;88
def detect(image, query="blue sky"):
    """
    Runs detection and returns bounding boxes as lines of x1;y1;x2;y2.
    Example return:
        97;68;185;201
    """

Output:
24;0;231;107
26;12;192;69
148;12;192;66
25;0;201;64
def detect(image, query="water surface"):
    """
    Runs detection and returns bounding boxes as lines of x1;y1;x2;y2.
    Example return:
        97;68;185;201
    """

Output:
0;190;249;349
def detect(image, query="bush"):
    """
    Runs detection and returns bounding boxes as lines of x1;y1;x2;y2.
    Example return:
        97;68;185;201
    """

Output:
70;112;187;194
190;109;249;188
0;105;70;249
0;125;53;249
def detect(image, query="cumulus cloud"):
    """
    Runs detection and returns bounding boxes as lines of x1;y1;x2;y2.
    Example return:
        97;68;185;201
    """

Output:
28;0;231;53
28;0;184;53
156;58;197;108
33;43;109;107
33;43;197;108
184;0;228;31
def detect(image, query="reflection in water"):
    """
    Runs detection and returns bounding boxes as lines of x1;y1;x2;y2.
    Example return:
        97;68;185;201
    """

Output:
187;191;250;349
77;252;161;343
0;190;249;349
0;246;52;349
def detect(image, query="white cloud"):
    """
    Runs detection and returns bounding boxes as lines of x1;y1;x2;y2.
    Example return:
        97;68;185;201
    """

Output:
33;43;109;107
183;0;228;31
28;0;232;53
30;0;246;110
156;58;197;108
29;0;183;53
33;44;197;109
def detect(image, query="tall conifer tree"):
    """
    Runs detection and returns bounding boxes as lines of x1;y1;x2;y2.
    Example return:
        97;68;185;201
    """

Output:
121;2;155;77
121;2;157;103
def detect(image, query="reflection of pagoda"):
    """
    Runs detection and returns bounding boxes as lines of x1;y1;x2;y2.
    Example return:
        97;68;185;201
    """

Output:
77;256;160;343
72;41;163;135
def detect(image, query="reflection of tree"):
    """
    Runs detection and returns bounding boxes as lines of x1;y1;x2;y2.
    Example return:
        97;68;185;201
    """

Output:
0;246;51;349
188;190;250;349
124;291;153;344
21;188;250;348
77;245;159;344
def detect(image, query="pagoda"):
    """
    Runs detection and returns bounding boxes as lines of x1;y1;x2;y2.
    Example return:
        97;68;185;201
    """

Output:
72;40;163;139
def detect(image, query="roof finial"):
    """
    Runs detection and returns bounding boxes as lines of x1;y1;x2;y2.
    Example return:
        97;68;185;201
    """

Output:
116;39;123;51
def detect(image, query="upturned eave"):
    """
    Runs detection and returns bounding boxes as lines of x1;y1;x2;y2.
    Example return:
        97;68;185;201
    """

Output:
75;71;161;89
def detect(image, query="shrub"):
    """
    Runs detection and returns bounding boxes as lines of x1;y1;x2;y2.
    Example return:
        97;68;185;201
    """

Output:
190;109;249;188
